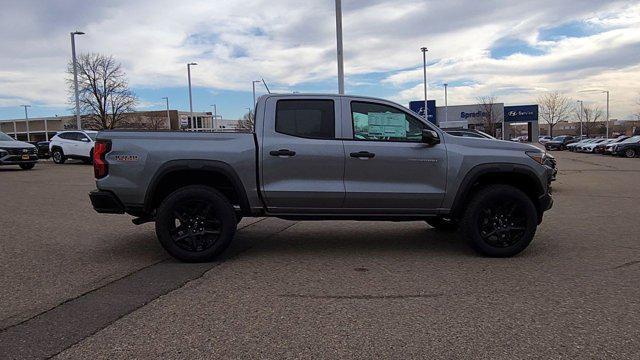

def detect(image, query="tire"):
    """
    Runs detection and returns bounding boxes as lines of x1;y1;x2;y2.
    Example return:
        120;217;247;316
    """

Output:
19;163;35;170
155;185;237;262
83;150;93;164
625;149;636;158
461;184;537;257
425;217;458;231
52;148;66;164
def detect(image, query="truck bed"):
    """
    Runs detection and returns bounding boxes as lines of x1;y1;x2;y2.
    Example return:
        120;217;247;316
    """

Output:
95;131;259;210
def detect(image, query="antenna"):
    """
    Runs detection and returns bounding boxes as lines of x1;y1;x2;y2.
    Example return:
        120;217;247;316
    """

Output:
261;78;271;94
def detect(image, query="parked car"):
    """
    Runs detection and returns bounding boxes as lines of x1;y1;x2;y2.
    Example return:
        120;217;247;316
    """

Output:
566;138;591;152
577;138;606;153
29;141;51;158
0;131;38;170
604;136;630;155
49;130;98;164
90;93;553;262
445;129;495;139
545;135;576;151
594;136;628;154
538;136;553;145
610;135;640;158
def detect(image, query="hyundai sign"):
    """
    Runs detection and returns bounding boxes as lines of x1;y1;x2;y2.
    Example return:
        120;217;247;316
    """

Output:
504;105;538;123
409;100;437;125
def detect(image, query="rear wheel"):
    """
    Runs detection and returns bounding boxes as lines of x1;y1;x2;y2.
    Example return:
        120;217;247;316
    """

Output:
19;163;35;170
425;217;458;231
461;184;537;257
155;185;237;262
52;148;66;164
625;149;636;158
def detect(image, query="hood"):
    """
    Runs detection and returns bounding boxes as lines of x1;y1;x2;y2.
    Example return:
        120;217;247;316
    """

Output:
444;133;540;152
0;140;36;149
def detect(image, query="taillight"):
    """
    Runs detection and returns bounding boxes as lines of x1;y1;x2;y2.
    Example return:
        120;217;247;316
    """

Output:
93;140;111;179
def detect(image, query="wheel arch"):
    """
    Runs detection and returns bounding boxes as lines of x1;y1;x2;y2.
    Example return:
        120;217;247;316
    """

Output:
144;160;252;216
450;163;546;222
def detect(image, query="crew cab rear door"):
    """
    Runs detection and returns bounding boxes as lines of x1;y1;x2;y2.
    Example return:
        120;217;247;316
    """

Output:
340;97;447;213
260;95;345;212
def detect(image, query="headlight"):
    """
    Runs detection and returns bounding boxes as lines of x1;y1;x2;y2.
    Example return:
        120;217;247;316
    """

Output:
0;149;7;157
526;150;547;165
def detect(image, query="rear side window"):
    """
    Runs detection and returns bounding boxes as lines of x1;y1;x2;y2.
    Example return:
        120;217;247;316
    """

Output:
59;132;75;140
275;100;335;139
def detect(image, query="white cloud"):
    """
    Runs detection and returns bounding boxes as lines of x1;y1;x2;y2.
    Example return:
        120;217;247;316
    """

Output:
0;0;639;118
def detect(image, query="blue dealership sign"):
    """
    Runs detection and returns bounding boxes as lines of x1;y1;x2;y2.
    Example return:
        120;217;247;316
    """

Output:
409;100;437;125
504;105;538;123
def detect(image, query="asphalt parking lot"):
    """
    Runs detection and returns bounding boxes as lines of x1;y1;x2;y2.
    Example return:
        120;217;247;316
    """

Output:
1;152;639;359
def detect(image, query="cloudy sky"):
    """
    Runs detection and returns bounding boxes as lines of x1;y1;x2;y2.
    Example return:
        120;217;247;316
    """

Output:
1;0;639;121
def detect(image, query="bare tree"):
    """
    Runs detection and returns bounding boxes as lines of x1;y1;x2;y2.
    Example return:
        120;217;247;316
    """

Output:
67;53;137;129
236;111;254;132
577;104;603;137
476;96;502;137
537;91;572;137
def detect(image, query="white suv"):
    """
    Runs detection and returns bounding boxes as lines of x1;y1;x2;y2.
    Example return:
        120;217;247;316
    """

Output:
49;130;98;164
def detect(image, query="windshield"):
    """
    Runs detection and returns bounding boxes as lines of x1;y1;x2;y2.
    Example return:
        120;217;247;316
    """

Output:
0;132;15;141
552;136;564;141
621;135;640;144
87;132;97;140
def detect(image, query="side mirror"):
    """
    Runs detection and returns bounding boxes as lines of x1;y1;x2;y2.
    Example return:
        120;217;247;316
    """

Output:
421;129;440;146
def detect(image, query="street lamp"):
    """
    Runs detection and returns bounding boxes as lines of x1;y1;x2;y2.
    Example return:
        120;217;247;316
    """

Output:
335;0;345;95
210;104;218;129
579;89;610;138
21;105;31;142
70;31;85;130
252;80;261;108
421;47;429;123
443;83;448;125
161;97;170;128
187;62;198;129
576;100;584;138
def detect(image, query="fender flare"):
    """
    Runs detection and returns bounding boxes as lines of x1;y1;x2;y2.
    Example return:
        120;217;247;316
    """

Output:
449;163;545;219
143;159;251;214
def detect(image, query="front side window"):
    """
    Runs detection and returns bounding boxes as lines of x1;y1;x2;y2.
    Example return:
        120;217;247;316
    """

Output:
275;100;335;139
351;101;425;142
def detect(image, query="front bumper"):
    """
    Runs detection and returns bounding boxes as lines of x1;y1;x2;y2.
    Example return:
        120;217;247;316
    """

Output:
89;190;125;214
0;154;38;165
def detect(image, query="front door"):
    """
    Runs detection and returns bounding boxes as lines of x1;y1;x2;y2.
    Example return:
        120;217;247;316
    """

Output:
261;97;345;213
342;100;447;213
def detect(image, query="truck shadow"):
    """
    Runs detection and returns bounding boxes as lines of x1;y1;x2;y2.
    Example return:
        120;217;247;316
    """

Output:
233;223;473;259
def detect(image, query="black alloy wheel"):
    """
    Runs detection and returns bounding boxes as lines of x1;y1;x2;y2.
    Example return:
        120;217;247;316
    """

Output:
156;185;236;262
625;148;636;158
462;184;537;257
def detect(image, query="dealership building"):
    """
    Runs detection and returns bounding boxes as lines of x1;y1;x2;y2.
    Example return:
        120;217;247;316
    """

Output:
0;111;240;142
409;100;540;141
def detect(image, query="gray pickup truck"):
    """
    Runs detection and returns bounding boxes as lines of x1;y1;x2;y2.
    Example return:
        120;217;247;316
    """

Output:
90;94;553;262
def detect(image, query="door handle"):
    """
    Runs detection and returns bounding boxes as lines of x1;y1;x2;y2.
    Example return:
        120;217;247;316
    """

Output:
269;149;296;157
350;151;375;159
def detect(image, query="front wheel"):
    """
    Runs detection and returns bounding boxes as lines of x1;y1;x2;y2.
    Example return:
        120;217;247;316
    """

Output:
155;185;237;262
19;163;35;170
52;149;66;164
625;149;636;158
461;184;537;257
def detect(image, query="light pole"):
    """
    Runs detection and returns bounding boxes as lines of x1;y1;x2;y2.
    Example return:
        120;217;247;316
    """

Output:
210;104;218;129
162;97;170;127
443;83;448;125
579;89;610;138
252;80;261;108
21;105;31;142
421;47;429;123
70;31;85;130
577;100;584;138
187;62;197;129
335;0;345;94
